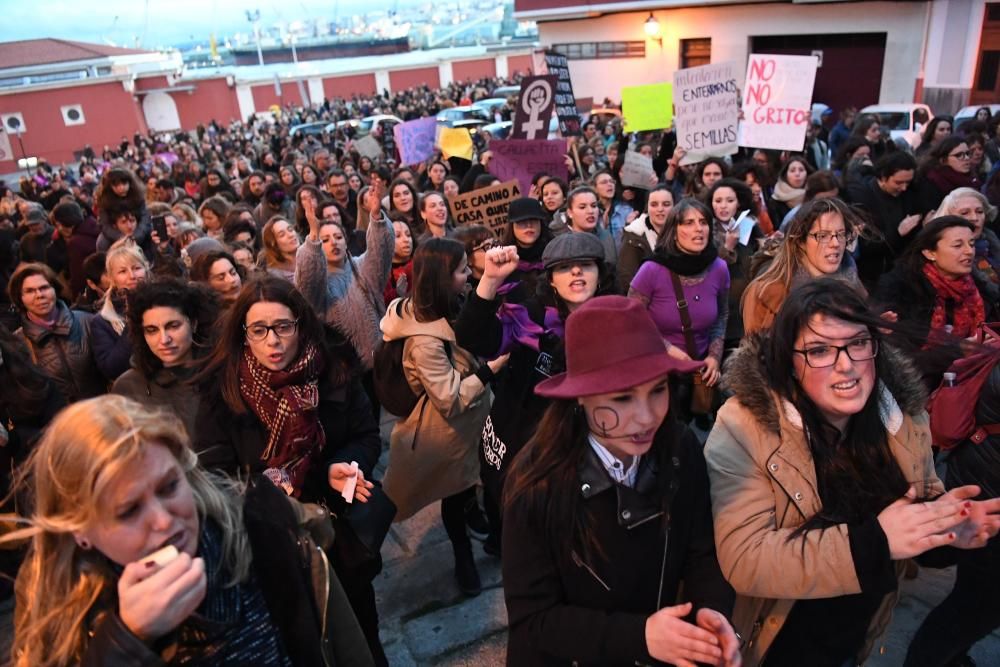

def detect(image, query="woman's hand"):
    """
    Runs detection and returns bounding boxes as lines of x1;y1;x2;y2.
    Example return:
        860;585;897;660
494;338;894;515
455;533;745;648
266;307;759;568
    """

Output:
667;345;692;362
696;608;742;667
701;357;721;387
487;353;510;374
303;196;320;240
365;183;384;218
898;214;921;238
724;228;740;252
476;246;519;301
877;487;965;559
328;463;374;503
645;602;724;667
118;552;207;642
933;485;1000;549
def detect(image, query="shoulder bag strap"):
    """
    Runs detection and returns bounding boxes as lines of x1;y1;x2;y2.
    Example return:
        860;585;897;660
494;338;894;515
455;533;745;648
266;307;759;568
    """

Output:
667;270;698;360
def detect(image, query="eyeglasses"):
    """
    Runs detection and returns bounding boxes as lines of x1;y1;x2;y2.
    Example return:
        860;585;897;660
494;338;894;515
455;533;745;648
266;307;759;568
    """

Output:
244;319;299;341
806;230;854;245
950;151;972;160
793;337;879;368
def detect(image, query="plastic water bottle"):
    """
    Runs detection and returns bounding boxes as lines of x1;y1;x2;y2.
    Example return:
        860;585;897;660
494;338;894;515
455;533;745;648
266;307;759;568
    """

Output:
943;372;957;387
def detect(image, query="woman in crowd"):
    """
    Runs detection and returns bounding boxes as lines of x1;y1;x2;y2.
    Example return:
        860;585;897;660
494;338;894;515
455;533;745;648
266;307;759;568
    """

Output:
705;278;1000;666
381;238;507;596
112;278;218;437
916;115;954;156
502;295;738;667
497;197;551;294
851;114;893;160
967;132;992;181
453;232;609;553
768;155;812;224
293;185;324;237
831;137;872;180
628;198;728;422
384;214;415;306
777;170;841;233
200;168;237;201
744;197;865;334
95;167;149;240
417;191;454;243
8;394;373;667
9;263;104;402
90;241;150;381
260;216;300;282
618;186;674;289
198;196;229;241
442;175;461;200
296;184;392;377
422;160;449;192
301;163;321;187
708;179;764;347
453;225;494;289
193;276;387;664
938;187;1000;289
919;136;981;211
540;177;567;222
682;158;727;201
592;169;634;243
388;178;420;236
191;248;244;306
551;186;618;271
279;165;300;198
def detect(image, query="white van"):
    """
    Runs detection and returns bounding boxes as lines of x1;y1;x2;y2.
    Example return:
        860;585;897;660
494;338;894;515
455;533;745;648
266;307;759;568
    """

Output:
860;103;934;149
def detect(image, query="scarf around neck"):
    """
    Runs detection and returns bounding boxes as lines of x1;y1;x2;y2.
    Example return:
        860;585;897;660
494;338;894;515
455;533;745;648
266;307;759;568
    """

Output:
926;166;981;196
238;342;325;496
772;179;806;207
650;241;719;277
922;262;985;339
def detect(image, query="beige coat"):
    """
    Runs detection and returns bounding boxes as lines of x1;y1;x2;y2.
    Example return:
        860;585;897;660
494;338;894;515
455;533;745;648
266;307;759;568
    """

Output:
380;298;491;521
704;336;943;666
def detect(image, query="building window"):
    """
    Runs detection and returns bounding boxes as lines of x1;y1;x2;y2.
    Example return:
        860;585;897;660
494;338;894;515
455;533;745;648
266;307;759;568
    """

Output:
551;41;645;60
978;50;1000;91
680;38;711;68
988;3;1000;22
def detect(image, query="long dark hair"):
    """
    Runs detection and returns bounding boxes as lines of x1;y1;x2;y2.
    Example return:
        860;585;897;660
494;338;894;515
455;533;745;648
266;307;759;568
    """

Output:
0;324;54;414
411;237;465;322
919;135;968;179
194;276;347;413
764;279;911;531
126;278;220;378
95;167;145;215
504;396;682;564
898;215;976;275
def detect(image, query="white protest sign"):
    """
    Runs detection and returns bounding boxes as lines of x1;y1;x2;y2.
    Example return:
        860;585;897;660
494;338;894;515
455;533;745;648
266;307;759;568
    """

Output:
619;150;656;190
673;61;741;166
738;54;817;151
353;134;383;160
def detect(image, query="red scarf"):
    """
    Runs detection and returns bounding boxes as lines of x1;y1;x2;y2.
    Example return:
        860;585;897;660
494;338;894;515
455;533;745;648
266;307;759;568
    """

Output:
925;166;981;197
239;342;325;496
922;262;985;340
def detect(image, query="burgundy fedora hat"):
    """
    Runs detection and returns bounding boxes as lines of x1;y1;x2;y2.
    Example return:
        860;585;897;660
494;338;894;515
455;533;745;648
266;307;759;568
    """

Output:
535;295;704;399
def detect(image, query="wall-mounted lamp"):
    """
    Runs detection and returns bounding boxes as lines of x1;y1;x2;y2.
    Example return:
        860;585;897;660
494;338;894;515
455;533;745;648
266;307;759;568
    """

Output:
644;13;662;46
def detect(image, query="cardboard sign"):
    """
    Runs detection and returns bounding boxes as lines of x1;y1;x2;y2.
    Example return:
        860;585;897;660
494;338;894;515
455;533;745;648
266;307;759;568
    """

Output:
447;179;522;237
438;127;474;160
489;139;568;195
738;54;817;151
394;117;437;166
511;75;558;140
543;51;580;136
674;61;741;166
619;150;656;190
353;134;382;160
621;83;673;133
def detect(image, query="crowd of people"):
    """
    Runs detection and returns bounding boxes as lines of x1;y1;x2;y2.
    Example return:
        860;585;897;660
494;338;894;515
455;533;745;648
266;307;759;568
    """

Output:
2;74;1000;666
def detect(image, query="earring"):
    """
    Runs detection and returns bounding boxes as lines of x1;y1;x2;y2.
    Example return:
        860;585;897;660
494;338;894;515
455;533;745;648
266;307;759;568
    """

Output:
77;538;92;550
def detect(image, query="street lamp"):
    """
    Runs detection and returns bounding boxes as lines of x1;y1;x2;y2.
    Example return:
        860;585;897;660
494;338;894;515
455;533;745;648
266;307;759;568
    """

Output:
644;13;662;47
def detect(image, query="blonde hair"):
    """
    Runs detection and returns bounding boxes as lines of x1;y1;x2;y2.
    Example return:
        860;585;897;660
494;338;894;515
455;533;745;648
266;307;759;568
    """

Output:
7;395;250;667
99;241;150;334
938;187;998;224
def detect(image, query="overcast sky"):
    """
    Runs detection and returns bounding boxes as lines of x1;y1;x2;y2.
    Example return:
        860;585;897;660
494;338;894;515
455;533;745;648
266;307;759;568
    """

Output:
3;0;416;48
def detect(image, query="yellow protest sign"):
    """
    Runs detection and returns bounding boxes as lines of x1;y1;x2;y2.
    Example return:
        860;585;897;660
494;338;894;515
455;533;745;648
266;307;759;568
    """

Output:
438;127;474;160
621;83;673;133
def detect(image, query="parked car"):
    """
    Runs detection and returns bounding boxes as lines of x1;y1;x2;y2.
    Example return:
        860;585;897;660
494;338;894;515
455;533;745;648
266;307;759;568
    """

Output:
954;104;1000;131
860;103;934;149
482;116;561;141
290;121;329;138
472;97;510;121
436;106;491;129
491;85;521;99
325;114;402;137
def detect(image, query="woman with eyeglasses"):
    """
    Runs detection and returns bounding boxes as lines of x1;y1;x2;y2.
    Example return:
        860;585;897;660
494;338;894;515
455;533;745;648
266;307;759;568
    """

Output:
192;276;389;665
917;136;982;211
705;278;1000;667
743;198;866;335
453;225;495;290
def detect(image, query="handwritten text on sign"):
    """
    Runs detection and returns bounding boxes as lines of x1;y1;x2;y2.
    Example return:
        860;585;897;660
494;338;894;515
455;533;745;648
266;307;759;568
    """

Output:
738;54;817;151
673;61;740;165
490;139;567;196
447;180;522;238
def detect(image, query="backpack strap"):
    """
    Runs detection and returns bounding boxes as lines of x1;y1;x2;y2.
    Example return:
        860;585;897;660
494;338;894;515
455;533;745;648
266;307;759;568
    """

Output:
970;424;1000;444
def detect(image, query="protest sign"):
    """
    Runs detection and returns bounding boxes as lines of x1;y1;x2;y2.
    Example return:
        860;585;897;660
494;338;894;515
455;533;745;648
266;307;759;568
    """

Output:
353;135;382;160
543;51;580;136
511;75;558;140
394;117;437;166
621;83;673;133
438;127;474;160
738;54;817;151
619;150;656;190
447;179;522;237
673;61;740;166
489;139;567;195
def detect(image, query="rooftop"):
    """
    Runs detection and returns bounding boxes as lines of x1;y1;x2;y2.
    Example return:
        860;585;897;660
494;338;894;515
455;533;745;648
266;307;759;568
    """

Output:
0;39;154;71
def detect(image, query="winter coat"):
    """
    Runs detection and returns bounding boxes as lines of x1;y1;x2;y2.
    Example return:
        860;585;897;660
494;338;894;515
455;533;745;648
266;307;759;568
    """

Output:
616;215;657;290
296;214;393;370
96;201;152;253
90;314;132;381
943;361;1000;497
704;336;943;666
380;298;491;521
714;221;764;344
502;424;734;666
77;477;374;667
111;365;200;441
45;216;100;297
844;176;921;285
16;301;105;402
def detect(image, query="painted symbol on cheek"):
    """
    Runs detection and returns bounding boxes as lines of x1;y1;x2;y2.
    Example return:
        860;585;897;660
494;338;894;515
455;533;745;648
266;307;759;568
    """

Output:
590;406;621;438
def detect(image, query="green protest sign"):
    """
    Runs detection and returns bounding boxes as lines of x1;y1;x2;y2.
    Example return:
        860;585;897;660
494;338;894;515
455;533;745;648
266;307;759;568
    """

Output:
622;83;673;133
